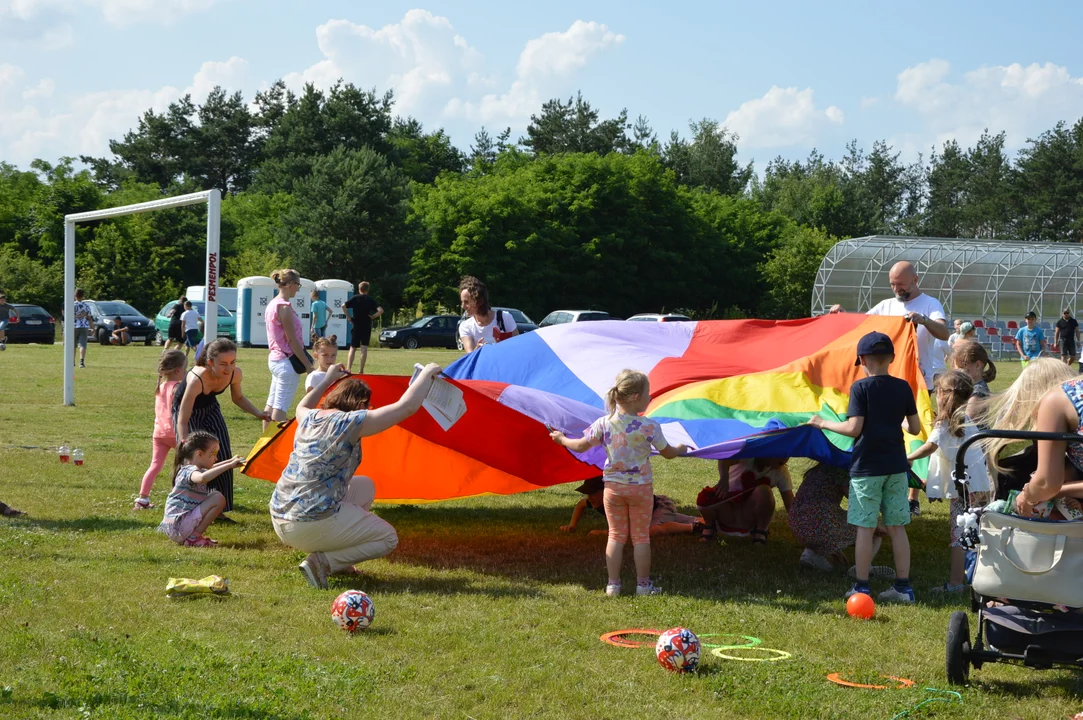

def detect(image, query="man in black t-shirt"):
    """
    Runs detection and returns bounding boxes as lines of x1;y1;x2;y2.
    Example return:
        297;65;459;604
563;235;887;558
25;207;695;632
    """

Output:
344;281;384;373
1055;308;1080;365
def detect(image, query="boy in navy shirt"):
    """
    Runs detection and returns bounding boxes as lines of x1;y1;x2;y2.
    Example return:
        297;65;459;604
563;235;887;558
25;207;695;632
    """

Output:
809;331;922;602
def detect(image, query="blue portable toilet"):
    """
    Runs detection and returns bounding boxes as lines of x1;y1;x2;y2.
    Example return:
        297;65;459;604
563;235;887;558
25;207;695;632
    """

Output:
316;279;353;349
237;276;276;348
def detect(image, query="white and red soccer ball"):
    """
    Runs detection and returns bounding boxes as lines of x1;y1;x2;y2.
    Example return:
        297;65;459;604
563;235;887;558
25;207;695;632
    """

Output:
655;627;701;673
330;590;375;632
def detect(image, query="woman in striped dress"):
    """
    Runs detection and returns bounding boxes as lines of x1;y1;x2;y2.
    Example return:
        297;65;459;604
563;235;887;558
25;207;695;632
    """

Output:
173;339;270;514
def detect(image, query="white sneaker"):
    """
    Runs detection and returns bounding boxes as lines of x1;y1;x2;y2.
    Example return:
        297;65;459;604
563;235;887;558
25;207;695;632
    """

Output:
298;552;329;590
799;548;834;572
605;582;621;597
636;582;663;596
848;565;897;580
877;586;916;603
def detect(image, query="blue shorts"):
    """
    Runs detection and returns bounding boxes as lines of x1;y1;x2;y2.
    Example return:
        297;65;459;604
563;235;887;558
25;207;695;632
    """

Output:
313;325;326;338
185;329;199;347
0;319;8;331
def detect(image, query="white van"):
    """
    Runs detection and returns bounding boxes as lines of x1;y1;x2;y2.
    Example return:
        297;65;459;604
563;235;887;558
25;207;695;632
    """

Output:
186;285;238;314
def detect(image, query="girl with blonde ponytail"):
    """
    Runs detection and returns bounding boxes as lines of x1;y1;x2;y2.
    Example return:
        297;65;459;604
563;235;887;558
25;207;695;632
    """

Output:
550;369;689;597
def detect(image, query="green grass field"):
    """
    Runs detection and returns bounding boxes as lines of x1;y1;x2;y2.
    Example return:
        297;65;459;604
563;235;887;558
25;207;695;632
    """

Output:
0;344;1078;719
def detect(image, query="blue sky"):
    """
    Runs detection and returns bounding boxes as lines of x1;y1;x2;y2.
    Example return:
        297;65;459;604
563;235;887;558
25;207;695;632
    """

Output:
2;0;1082;171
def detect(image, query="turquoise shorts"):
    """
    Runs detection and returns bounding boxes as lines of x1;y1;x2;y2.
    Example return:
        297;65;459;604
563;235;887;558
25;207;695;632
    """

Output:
847;473;910;528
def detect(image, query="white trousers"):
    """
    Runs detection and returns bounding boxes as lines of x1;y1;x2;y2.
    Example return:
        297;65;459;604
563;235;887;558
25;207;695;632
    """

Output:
266;356;300;412
272;476;398;573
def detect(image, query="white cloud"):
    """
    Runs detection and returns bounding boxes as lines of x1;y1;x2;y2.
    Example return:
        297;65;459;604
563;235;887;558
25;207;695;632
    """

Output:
0;56;247;166
894;58;1083;149
281;12;622;126
723;86;844;149
0;0;216;26
21;77;54;99
283;10;484;116
444;20;624;123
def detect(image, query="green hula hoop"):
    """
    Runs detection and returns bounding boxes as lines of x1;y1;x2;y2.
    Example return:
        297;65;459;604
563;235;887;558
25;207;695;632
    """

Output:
711;646;792;662
697;634;763;650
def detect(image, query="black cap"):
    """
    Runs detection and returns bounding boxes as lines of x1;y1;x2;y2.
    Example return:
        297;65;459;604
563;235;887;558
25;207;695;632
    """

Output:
855;331;894;366
574;476;604;495
1025;311;1037;320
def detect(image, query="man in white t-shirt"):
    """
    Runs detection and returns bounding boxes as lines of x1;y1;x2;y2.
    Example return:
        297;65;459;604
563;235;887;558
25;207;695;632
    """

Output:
180;301;202;359
829;260;949;516
829;261;949;387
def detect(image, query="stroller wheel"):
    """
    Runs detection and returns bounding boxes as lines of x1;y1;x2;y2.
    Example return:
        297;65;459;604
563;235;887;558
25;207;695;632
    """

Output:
946;611;971;686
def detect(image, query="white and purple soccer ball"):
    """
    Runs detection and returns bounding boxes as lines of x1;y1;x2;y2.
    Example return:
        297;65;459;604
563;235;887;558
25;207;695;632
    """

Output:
655;627;701;673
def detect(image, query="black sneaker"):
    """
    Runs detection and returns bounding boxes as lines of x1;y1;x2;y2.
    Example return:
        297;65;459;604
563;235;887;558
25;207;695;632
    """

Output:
909;499;921;517
79;361;85;368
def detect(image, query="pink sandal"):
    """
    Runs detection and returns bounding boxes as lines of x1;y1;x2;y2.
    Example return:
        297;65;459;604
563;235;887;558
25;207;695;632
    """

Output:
183;535;217;548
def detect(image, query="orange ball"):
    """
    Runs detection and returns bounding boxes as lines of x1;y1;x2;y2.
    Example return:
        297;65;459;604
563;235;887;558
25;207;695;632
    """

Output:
846;593;876;620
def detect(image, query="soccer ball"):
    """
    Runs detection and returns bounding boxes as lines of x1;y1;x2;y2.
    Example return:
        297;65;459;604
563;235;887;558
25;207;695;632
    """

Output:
330;590;375;632
655;627;700;673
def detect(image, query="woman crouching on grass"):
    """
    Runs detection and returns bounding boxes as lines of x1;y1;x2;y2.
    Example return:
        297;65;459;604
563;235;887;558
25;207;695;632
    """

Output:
270;362;443;589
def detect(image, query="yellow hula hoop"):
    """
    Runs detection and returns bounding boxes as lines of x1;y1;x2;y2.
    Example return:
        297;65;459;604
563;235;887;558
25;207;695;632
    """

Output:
710;646;792;662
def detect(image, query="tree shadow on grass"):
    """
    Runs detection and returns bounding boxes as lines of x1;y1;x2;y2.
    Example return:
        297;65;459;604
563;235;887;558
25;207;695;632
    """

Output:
14;692;309;720
977;672;1083;698
327;568;543;599
378;505;872;611
15;515;145;533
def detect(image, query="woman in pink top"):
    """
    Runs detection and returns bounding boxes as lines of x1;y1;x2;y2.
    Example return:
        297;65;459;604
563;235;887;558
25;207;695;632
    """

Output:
264;268;314;430
134;350;187;509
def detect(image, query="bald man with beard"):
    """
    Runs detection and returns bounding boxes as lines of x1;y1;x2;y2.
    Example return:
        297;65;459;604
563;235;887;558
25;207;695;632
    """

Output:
830;261;949;517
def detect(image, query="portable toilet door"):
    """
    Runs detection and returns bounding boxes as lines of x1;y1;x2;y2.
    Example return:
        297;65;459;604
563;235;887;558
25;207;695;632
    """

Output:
295;278;317;346
237;276;276;348
316;279;353;349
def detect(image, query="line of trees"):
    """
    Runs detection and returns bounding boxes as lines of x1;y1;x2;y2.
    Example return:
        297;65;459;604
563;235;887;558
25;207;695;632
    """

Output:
2;81;1083;320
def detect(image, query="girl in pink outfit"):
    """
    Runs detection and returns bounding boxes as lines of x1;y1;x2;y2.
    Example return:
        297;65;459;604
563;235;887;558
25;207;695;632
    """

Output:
134;350;187;509
550;369;689;597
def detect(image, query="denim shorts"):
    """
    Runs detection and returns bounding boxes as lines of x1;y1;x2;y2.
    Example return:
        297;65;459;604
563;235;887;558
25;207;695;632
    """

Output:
847;473;910;528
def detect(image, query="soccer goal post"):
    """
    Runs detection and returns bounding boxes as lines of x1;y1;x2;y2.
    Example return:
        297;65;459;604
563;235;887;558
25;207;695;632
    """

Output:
63;189;221;405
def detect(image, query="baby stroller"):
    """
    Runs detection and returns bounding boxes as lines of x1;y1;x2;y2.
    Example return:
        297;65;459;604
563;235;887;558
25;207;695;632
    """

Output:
945;430;1083;685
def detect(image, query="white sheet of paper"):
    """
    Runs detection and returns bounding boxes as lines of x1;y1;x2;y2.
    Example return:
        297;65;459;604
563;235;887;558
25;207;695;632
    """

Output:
411;364;467;431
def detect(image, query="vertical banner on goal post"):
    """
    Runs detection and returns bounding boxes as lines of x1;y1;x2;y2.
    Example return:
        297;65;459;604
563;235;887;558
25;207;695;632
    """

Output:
204;189;221;342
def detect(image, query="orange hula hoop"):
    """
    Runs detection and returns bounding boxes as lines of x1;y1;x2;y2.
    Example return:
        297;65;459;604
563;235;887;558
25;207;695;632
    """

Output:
599;629;663;648
826;673;915;690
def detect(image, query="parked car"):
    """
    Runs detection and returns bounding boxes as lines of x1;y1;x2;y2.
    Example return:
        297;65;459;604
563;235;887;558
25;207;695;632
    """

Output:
454;307;539;350
537;310;611;328
380;315;462;349
154;300;236;345
626;313;692;322
5;304;56;344
81;300;156;346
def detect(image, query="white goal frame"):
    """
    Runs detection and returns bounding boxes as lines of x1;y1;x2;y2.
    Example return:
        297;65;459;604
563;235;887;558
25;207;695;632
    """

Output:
63;189;221;405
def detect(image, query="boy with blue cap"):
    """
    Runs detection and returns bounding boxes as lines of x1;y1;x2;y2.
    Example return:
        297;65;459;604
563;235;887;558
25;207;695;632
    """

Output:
809;331;923;602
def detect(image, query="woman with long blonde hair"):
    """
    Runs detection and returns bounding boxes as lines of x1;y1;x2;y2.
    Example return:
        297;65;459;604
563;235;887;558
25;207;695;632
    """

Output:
973;358;1076;473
